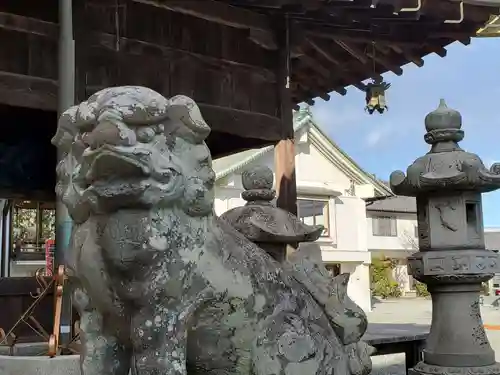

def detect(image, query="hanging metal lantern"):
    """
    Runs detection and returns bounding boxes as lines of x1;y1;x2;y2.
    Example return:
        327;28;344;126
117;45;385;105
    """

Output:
364;77;391;114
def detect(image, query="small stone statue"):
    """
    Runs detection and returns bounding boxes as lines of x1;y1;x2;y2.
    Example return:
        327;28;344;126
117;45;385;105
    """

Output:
221;165;324;261
52;86;373;375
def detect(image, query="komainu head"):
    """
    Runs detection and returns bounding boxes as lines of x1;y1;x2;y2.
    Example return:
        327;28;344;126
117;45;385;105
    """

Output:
52;86;216;223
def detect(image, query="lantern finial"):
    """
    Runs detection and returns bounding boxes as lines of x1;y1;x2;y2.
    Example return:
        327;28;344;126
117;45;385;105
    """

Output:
424;98;462;132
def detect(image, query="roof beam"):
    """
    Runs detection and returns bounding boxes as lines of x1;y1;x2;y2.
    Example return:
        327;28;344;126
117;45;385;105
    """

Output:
306;24;422;46
0;71;58;111
0;71;284;142
133;0;280;50
0;11;276;80
91;31;276;80
305;23;474;47
0;11;57;38
305;37;342;66
133;0;272;33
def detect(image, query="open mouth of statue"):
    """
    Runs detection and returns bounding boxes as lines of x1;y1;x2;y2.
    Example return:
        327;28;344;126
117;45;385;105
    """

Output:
83;147;151;186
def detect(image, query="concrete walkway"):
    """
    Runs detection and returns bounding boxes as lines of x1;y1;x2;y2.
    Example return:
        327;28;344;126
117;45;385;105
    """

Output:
367;298;500;375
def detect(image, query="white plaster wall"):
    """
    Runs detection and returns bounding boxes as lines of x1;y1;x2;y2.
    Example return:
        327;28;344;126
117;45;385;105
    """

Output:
295;241;371;313
341;262;372;312
366;212;418;252
214;185;245;216
335;196;368;252
295;142;353;192
355;184;375;199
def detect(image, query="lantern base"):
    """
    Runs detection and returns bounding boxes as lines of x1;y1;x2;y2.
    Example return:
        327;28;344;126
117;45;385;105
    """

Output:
409;361;500;375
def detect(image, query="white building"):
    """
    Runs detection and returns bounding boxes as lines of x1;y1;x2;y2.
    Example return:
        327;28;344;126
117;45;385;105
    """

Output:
366;195;418;295
212;107;392;312
485;228;500;252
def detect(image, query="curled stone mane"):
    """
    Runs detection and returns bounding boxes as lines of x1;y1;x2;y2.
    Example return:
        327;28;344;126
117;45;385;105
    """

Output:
52;86;216;224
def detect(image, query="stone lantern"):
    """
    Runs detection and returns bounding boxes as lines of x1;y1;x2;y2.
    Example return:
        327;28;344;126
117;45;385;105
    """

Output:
390;99;500;375
220;165;323;262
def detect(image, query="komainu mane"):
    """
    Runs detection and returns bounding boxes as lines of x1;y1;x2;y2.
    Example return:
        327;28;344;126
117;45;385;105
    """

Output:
52;86;373;375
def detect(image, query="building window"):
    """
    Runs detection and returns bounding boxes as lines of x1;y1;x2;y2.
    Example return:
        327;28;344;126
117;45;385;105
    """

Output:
297;198;329;236
372;216;397;237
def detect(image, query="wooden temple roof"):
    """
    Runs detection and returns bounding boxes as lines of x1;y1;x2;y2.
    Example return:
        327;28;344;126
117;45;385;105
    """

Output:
0;0;497;145
0;1;497;107
0;0;498;201
140;0;497;105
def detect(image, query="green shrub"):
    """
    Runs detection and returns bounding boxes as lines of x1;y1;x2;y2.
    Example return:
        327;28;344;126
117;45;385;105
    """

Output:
373;279;402;299
415;281;430;297
370;257;402;299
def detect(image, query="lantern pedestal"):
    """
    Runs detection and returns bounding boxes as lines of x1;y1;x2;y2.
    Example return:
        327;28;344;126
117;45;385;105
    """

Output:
408;250;500;375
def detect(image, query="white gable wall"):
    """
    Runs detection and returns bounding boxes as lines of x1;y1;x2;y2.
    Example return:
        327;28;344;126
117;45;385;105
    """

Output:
295;142;352;193
355;184;376;199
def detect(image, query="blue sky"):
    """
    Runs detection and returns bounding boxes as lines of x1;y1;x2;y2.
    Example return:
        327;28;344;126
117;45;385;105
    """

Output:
311;37;500;227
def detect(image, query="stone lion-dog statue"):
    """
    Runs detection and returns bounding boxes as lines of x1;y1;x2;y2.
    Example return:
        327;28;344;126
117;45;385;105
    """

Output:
52;86;373;375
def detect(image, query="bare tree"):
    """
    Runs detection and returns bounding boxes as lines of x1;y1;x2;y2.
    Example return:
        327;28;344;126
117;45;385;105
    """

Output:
388;230;420;292
401;229;419;251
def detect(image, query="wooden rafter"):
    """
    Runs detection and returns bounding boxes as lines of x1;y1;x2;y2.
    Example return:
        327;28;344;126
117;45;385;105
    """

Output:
304;37;368;92
334;40;369;65
133;0;272;32
366;48;404;76
388;44;424;67
0;12;57;38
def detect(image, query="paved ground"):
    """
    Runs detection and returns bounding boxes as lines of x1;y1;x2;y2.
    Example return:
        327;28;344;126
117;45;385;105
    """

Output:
367;297;500;375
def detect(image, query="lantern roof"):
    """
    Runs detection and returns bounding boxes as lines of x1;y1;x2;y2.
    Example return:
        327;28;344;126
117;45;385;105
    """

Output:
220;165;324;243
390;99;500;196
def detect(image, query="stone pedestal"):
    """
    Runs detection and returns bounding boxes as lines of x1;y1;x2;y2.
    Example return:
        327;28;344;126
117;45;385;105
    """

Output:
409;250;500;374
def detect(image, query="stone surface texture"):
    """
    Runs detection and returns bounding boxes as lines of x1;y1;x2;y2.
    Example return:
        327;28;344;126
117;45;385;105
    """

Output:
0;343;79;375
389;99;500;375
52;86;373;375
0;355;80;375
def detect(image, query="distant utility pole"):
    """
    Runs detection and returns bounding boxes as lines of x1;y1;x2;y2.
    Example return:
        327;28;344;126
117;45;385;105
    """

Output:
56;0;75;348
